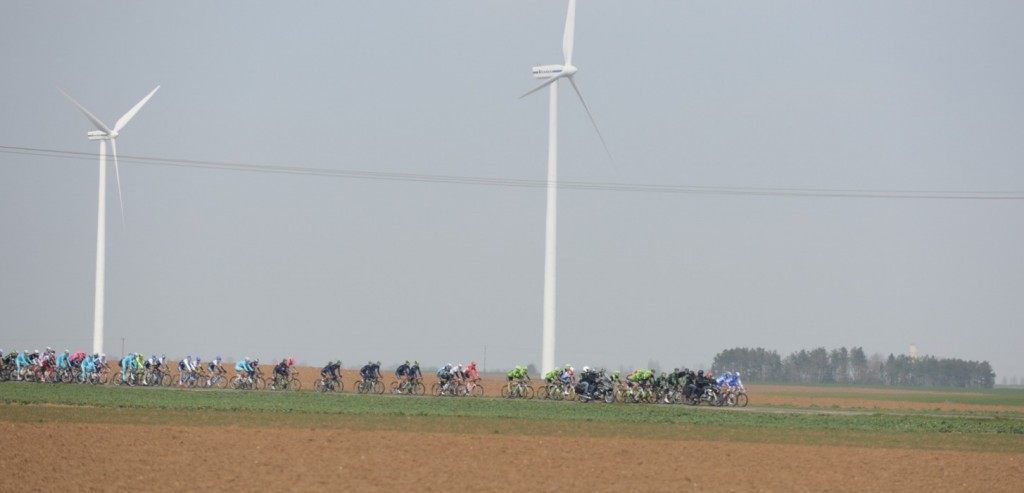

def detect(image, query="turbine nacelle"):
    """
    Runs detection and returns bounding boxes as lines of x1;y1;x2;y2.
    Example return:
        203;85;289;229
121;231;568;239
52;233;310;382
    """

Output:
532;64;577;80
86;130;118;141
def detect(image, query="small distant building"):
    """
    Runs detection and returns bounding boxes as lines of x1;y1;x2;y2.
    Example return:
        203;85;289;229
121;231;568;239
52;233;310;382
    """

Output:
909;344;919;361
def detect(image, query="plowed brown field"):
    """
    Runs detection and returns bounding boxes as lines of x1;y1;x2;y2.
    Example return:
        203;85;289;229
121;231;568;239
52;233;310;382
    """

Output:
3;420;1020;492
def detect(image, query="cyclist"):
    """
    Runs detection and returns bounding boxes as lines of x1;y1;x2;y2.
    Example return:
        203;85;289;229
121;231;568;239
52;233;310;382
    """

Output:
38;351;54;381
359;360;381;383
728;372;744;390
207;356;225;386
409;360;423;383
437;363;453;391
249;359;260;380
1;350;13;374
120;353;136;384
235;357;253;384
321;360;342;388
178;355;197;387
506;365;530;396
272;359;290;388
544;367;562;385
464;361;480;382
80;353;96;383
716;371;732;390
15;350;31;380
56;350;71;374
321;358;342;383
451;363;465;385
562;364;575;380
69;350;87;368
395;360;411;388
608;369;623;385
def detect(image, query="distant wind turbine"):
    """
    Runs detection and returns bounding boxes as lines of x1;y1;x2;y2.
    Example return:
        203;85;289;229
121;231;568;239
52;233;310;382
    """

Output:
521;0;609;376
61;86;160;355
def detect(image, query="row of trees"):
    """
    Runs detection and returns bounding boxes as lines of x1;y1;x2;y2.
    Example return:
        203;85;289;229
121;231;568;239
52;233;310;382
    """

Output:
712;347;995;388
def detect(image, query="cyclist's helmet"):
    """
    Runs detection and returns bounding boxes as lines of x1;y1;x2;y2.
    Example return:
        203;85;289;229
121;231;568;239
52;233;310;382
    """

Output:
64;349;70;354
376;360;381;366
735;372;741;378
414;360;419;365
196;357;201;364
583;366;590;373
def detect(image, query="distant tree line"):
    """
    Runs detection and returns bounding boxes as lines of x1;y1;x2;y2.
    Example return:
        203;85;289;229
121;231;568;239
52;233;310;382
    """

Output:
712;347;995;389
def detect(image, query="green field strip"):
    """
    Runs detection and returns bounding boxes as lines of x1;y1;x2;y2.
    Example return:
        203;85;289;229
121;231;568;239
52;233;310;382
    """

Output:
2;383;1022;438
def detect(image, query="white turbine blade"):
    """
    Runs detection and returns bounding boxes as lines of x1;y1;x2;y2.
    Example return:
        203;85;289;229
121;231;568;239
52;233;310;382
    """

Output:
568;76;613;161
59;88;112;134
110;139;126;228
563;0;577;66
113;85;160;133
520;74;564;99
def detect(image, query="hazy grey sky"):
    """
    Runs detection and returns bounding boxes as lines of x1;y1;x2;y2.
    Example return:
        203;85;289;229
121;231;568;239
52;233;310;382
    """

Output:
2;1;1022;377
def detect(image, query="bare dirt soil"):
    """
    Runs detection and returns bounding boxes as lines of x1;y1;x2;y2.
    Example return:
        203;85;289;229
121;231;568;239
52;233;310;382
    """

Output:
2;420;1020;492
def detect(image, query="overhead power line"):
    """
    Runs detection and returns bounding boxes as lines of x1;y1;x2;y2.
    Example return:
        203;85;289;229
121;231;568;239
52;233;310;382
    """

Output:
2;144;1022;200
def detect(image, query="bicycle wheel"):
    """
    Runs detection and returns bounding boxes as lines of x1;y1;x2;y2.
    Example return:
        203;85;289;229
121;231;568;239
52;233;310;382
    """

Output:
736;393;748;407
371;380;384;394
470;383;484;398
315;379;327;393
412;382;426;396
500;385;511;399
111;373;124;386
291;379;302;391
390;381;401;394
254;377;266;390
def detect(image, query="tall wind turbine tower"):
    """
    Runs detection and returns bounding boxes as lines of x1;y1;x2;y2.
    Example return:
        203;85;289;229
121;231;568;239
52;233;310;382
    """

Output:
61;86;160;355
522;0;610;375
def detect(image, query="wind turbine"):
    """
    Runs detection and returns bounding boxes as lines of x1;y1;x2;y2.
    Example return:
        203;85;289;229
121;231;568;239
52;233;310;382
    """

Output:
61;86;160;355
521;0;609;376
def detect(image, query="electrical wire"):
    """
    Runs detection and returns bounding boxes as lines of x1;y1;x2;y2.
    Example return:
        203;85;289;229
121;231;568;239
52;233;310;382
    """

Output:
2;144;1022;200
